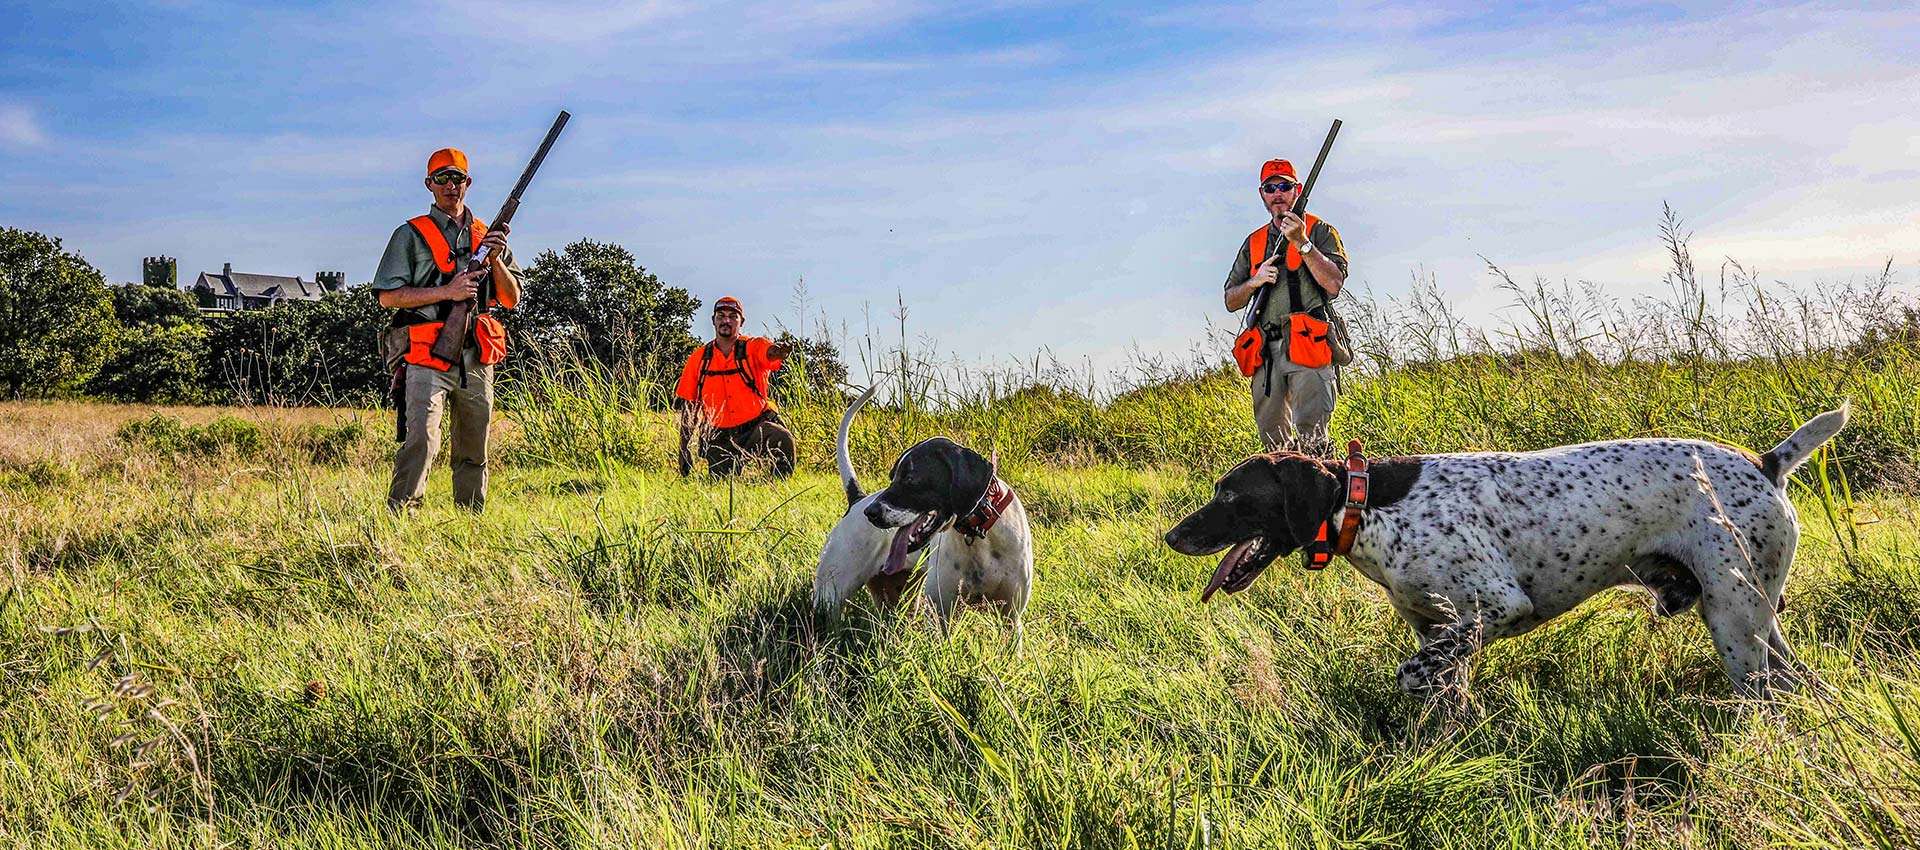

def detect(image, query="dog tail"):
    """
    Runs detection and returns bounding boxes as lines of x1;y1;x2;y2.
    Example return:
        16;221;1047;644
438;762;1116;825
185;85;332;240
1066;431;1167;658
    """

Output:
1760;402;1849;487
838;383;881;507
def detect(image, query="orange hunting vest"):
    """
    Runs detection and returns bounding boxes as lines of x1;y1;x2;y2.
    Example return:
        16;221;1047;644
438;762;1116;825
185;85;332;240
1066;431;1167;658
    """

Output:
1243;213;1320;282
409;214;488;274
1236;214;1332;372
397;214;503;371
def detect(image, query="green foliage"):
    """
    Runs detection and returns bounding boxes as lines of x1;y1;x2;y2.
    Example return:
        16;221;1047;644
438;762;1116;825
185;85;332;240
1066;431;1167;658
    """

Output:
505;239;699;394
201;289;388;406
88;285;208;403
296;420;368;466
115;413;264;458
770;330;849;407
0;227;116;397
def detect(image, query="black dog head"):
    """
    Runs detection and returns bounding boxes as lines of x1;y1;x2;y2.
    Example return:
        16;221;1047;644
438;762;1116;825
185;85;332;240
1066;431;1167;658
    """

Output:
865;437;995;528
1163;452;1341;601
862;437;997;576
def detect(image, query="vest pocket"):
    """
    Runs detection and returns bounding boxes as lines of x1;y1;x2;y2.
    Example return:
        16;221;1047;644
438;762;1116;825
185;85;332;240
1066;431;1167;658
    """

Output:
402;322;454;371
1233;326;1267;377
474;315;508;365
1286;312;1333;369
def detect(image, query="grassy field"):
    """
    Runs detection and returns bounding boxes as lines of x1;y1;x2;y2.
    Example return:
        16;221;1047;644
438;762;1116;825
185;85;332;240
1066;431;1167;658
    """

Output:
4;351;1920;848
5;255;1920;847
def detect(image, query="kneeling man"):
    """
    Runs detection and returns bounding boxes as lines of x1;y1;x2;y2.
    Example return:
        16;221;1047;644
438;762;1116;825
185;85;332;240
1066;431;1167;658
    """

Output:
674;296;796;477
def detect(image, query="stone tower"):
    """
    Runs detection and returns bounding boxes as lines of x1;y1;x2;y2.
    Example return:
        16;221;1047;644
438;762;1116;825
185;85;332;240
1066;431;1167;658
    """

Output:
142;256;178;289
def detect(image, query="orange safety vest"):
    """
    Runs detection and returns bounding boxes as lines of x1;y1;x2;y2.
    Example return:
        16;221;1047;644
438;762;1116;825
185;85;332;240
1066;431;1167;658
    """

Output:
409;214;488;274
397;214;504;371
682;340;777;429
1232;214;1331;375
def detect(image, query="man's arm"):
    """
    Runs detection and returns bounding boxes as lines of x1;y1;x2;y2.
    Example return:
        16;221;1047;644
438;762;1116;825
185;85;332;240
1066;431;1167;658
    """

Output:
766;338;792;360
1281;213;1347;298
480;224;521;309
377;272;479;309
1221;237;1282;314
372;224;473;309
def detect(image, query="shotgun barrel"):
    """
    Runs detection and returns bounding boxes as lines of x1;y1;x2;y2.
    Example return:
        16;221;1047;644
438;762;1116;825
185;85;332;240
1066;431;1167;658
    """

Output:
1241;118;1341;332
429;110;571;366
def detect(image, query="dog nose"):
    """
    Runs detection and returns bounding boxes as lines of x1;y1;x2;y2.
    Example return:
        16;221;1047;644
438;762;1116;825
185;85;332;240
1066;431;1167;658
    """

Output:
863;502;886;527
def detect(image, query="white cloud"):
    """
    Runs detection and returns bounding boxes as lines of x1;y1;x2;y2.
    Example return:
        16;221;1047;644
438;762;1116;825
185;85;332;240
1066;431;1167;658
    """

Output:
0;104;47;147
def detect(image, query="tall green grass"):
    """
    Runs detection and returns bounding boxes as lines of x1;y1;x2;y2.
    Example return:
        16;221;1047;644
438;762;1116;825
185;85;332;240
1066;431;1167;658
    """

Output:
3;225;1917;847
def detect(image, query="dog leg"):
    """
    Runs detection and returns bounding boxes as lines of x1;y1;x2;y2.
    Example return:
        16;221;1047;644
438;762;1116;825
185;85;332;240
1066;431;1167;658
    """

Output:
1394;568;1533;699
1397;617;1483;697
923;562;961;634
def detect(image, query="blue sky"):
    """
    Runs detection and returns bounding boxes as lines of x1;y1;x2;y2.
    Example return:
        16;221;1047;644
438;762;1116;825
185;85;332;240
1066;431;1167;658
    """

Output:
3;1;1915;378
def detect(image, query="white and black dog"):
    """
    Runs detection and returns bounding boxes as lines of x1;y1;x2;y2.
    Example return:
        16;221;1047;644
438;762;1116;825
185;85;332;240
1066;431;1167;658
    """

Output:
812;386;1034;634
1165;406;1849;699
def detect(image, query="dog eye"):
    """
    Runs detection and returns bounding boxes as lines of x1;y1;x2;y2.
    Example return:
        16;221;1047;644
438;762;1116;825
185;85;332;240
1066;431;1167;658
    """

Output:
1217;490;1236;503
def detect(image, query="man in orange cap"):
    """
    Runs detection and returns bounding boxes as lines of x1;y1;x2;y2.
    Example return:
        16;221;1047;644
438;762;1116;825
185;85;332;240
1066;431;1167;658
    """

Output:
674;295;796;477
372;146;522;511
1223;157;1350;451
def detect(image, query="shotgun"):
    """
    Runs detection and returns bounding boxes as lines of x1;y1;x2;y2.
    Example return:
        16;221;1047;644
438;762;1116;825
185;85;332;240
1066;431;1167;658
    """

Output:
429;110;571;365
1241;118;1341;333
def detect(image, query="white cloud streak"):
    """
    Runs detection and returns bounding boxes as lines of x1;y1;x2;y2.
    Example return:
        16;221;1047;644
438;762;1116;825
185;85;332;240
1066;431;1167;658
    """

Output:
0;104;47;147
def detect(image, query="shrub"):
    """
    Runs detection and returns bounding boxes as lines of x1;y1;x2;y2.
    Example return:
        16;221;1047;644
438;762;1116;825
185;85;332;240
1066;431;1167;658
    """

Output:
116;414;264;458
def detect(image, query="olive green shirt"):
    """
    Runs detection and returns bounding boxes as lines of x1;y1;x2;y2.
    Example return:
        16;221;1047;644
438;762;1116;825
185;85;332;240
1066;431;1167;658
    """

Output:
1224;218;1348;328
373;205;522;324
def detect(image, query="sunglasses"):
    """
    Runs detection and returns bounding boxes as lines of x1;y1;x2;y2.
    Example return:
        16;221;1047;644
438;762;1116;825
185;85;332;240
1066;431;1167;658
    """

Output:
428;172;469;186
1260;180;1299;194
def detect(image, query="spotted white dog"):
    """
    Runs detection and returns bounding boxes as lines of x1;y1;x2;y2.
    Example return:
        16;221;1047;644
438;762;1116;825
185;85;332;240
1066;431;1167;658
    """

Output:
1165;406;1849;698
812;387;1035;636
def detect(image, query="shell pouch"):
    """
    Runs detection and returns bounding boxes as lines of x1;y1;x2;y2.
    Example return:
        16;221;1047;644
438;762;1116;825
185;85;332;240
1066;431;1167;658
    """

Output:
403;322;454;371
1232;326;1266;377
474;315;508;366
1286;312;1333;369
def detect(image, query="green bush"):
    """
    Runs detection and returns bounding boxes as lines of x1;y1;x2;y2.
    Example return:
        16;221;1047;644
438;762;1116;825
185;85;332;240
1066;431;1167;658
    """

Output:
116;414;264;458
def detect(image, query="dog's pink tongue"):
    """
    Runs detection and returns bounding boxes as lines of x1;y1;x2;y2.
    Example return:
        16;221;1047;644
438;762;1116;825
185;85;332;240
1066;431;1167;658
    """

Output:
881;526;914;576
1201;539;1259;602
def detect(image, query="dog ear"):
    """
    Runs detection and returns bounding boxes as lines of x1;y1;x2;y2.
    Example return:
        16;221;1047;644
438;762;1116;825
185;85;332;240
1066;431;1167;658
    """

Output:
1259;454;1342;554
942;442;996;517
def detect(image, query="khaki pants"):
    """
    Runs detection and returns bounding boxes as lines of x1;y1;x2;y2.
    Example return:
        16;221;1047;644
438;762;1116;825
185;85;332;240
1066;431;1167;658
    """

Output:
1250;343;1337;452
386;331;493;511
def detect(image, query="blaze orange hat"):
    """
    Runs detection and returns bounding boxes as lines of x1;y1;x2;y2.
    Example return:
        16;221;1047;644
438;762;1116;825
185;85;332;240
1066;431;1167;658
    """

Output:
713;296;743;314
426;148;469;176
1259;159;1299;183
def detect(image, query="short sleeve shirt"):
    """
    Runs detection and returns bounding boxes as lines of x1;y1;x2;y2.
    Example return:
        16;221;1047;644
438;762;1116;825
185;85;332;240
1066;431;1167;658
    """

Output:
372;205;522;324
675;336;784;429
1224;219;1348;328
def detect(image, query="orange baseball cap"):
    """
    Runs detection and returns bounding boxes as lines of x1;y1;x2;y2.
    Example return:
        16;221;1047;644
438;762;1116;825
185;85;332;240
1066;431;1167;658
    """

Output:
713;296;743;314
1259;159;1299;183
426;148;469;176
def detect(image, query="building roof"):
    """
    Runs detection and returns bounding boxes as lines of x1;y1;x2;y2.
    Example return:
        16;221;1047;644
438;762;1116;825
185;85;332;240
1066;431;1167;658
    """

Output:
192;269;327;301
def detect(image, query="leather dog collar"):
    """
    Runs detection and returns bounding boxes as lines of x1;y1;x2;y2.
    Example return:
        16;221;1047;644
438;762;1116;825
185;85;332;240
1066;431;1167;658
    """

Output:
1304;439;1370;570
956;478;1015;538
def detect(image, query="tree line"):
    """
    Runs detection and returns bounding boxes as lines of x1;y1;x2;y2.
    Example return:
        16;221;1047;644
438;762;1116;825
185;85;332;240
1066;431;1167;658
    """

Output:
0;226;846;406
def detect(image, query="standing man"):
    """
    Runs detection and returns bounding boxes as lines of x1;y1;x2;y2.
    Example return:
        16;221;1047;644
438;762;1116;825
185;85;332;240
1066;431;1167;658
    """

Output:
674;296;796;477
1223;158;1349;451
373;147;521;511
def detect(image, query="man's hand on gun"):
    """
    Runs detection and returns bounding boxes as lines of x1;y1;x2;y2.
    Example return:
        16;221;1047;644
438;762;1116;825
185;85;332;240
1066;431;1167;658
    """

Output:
441;268;485;303
479;223;510;261
1277;211;1310;247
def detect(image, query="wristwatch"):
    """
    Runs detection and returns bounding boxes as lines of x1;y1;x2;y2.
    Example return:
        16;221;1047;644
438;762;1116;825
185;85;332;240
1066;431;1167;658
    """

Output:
1298;239;1316;255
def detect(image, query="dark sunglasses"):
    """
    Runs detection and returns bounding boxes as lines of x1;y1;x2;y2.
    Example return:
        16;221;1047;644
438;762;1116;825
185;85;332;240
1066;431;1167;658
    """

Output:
1260;180;1298;194
428;171;469;186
